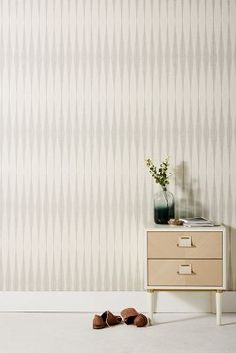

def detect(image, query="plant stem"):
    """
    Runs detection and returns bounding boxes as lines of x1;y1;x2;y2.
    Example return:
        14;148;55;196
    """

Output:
162;187;169;209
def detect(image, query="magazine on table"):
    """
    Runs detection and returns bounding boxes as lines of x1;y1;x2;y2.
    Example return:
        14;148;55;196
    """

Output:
179;217;215;227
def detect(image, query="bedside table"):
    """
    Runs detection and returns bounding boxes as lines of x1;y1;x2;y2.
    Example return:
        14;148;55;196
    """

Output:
145;225;227;325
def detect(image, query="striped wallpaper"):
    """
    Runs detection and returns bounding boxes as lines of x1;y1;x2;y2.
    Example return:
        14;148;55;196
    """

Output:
0;0;235;291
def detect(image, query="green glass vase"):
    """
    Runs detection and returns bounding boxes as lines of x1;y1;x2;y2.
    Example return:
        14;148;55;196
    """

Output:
154;188;175;224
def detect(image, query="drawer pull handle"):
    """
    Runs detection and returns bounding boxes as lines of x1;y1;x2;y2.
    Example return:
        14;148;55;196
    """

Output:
177;235;194;248
177;264;195;275
177;271;195;275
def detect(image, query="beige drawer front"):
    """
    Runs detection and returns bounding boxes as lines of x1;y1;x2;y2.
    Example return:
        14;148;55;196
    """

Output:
148;259;222;286
147;231;222;259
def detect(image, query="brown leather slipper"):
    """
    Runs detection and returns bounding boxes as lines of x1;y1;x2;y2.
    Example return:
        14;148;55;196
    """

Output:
134;313;148;327
121;308;148;327
93;311;122;329
93;314;106;329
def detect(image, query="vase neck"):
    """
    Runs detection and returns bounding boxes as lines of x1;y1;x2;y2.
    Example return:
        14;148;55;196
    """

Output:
155;185;168;194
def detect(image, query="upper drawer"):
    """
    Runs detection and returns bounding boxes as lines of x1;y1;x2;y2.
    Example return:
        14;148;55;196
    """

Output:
147;231;222;259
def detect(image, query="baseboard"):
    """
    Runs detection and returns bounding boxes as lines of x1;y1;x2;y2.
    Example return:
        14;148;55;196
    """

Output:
0;291;235;313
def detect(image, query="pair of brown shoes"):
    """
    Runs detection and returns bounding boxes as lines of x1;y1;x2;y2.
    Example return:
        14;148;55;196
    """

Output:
93;308;148;329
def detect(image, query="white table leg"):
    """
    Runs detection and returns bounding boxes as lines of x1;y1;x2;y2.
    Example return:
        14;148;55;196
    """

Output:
211;291;216;314
147;290;154;324
216;290;222;325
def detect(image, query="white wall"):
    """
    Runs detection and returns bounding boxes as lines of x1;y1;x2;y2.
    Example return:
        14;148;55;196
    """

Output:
0;0;235;292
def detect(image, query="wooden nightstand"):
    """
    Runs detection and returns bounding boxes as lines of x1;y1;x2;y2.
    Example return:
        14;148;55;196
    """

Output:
145;225;227;325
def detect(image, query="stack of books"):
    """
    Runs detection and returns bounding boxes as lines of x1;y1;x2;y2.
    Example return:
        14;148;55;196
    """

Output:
179;217;215;227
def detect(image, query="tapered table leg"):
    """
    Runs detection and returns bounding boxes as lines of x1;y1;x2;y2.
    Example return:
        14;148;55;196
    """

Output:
147;289;154;324
216;290;223;325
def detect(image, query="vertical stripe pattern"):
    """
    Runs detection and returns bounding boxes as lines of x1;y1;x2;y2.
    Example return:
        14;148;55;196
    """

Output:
0;0;235;290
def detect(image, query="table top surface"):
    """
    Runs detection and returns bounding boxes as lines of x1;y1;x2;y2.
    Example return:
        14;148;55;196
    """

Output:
145;224;225;231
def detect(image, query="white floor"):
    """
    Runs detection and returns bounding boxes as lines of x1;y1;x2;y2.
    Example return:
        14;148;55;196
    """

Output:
0;313;235;353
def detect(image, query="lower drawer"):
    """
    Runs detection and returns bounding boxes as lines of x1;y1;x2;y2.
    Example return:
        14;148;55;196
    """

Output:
148;259;222;286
